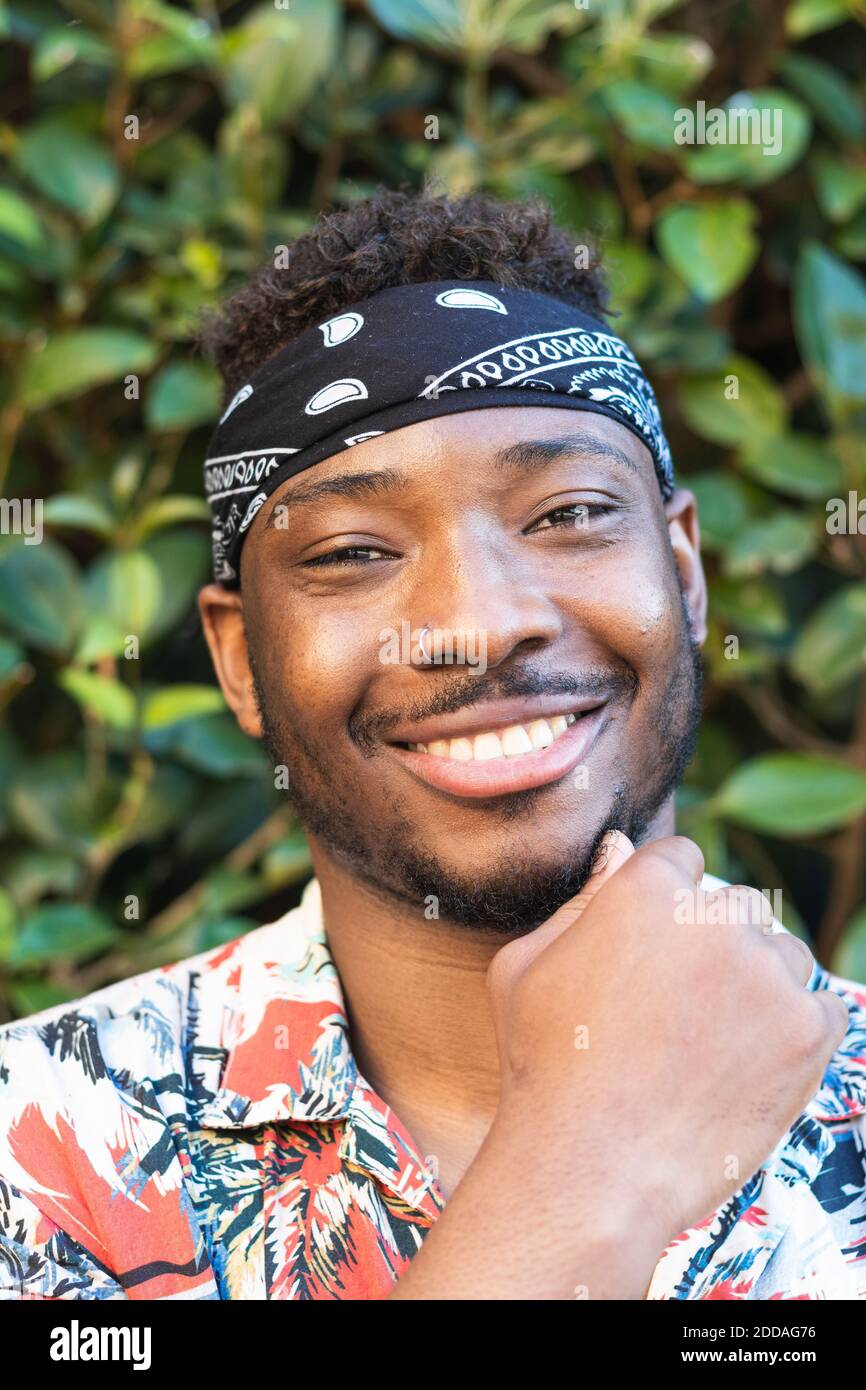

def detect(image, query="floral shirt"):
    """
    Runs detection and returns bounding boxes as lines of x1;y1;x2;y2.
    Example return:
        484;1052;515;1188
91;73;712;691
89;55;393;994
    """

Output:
1;876;865;1301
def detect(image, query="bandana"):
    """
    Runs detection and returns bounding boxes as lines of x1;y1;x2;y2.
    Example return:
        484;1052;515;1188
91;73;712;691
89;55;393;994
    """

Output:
203;279;674;585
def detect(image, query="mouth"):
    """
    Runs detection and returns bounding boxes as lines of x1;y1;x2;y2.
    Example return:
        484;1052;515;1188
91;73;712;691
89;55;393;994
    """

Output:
385;697;610;799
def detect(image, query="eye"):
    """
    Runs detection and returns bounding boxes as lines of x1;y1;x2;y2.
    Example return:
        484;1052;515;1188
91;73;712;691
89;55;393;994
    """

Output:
530;502;613;532
302;544;393;568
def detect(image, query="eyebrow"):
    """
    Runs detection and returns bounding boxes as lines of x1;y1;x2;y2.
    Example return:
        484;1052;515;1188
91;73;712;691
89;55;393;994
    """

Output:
491;430;640;476
264;429;640;527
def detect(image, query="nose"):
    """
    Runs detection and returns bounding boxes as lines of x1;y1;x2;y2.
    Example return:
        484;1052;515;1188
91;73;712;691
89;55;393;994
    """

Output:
408;531;563;670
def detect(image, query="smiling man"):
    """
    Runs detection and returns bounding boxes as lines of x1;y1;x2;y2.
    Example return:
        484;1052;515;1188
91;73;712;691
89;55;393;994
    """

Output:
1;188;865;1302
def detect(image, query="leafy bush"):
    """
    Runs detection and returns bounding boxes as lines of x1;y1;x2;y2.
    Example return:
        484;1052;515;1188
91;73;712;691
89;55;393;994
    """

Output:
1;0;865;1019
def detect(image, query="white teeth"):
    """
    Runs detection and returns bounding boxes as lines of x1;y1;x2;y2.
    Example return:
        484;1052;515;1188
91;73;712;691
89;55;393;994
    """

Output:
473;732;504;761
408;711;583;761
501;724;534;757
528;719;554;749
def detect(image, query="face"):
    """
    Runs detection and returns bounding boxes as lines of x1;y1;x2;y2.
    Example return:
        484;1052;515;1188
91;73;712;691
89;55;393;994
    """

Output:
200;407;707;935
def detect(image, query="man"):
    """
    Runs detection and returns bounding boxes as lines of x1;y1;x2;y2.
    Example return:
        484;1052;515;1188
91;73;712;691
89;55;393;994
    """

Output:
1;188;864;1301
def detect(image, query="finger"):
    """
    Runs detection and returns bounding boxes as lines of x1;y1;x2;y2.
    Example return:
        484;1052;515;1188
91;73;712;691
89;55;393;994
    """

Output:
767;932;815;987
813;988;850;1053
703;885;776;932
533;831;635;947
630;834;705;886
499;832;635;971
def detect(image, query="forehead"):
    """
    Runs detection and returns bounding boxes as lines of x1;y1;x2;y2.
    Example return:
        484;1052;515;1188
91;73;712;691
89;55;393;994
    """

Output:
259;406;658;522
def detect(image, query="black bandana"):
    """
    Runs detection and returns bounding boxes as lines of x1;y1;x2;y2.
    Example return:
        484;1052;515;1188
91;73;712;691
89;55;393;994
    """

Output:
203;280;675;585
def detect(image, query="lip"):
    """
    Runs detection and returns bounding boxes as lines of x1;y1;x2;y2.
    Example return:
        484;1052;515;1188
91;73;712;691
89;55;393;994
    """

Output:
387;703;609;799
383;692;607;747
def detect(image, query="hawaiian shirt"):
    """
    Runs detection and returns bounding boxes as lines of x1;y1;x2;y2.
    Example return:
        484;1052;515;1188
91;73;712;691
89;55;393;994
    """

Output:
0;875;865;1301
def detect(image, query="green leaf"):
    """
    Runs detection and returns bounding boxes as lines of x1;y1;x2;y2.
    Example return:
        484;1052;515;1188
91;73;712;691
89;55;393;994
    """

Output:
711;577;788;637
722;511;817;577
31;26;114;81
633;33;714;94
777;51;865;144
42;493;116;538
8;751;122;856
0;539;84;654
84;530;204;653
262;831;313;887
368;0;580;56
786;0;852;37
146;711;268;778
789;584;866;696
715;753;866;836
811;152;866;223
793;242;866;426
679;356;788;446
831;903;866;983
0;186;44;248
9;903;119;968
604;81;681;151
58;669;137;731
0;887;16;963
8;982;77;1017
131;496;211;539
738;432;844;498
84;550;163;645
18;329;158;410
17;119;120;225
688;470;755;549
145;361;221;431
225;0;340;126
141;684;225;729
141;529;210;641
683;90;811;187
0;635;26;683
656;199;759;301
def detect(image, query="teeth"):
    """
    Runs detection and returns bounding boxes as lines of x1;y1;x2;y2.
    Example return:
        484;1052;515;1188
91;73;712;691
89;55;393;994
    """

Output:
408;711;583;761
501;725;533;756
473;732;504;760
528;719;554;749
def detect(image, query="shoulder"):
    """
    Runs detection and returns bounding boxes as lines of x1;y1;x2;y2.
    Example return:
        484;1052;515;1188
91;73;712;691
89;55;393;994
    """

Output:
701;871;866;1120
0;889;319;1149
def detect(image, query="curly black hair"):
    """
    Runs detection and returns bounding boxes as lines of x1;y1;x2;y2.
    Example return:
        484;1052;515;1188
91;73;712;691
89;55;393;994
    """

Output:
197;184;609;403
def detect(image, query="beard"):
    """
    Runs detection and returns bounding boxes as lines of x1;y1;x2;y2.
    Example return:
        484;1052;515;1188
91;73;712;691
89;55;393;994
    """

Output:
248;591;703;937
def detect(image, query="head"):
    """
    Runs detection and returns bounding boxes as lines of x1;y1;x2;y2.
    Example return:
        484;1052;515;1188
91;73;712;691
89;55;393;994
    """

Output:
198;186;707;937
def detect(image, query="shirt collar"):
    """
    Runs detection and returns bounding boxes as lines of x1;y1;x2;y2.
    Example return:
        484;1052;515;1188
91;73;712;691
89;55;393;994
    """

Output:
189;878;443;1220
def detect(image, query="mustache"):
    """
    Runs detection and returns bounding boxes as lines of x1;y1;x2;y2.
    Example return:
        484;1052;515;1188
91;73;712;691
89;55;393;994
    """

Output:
350;664;638;753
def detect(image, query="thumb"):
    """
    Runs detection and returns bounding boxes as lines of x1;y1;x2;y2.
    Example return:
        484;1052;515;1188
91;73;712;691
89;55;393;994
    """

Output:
500;831;635;975
533;830;635;951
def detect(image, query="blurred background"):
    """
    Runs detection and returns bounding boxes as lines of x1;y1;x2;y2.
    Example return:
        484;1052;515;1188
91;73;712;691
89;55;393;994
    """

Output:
0;0;865;1020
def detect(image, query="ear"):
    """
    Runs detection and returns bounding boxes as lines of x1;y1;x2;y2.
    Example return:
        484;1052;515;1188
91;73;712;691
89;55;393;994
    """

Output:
198;584;263;738
664;488;707;647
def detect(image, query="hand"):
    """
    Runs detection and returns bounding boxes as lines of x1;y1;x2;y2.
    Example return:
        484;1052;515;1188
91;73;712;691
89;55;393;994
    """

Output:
485;832;849;1258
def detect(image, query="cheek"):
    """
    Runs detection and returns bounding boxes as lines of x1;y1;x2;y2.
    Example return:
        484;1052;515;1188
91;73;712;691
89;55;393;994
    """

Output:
557;546;682;668
256;601;379;724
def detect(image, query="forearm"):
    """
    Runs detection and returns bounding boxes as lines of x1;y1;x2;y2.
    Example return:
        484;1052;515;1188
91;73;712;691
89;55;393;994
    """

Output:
388;1121;666;1300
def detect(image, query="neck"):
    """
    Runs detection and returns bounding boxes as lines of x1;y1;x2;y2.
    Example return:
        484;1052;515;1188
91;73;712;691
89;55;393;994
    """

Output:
309;799;675;1194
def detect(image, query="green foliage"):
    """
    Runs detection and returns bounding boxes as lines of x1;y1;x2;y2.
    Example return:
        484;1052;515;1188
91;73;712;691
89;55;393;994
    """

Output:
1;0;865;1017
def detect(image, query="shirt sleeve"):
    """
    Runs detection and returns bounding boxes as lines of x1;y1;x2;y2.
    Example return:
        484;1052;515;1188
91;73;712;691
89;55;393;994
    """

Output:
0;1178;127;1300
